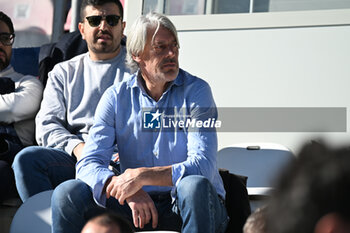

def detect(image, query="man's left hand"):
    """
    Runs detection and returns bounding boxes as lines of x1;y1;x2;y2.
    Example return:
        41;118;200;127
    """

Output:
126;189;158;229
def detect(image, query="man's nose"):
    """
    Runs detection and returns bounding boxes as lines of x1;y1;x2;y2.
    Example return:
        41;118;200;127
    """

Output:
99;19;109;30
166;45;177;57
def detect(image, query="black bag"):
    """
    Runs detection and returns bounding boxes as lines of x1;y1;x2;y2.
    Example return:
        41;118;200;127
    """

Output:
219;168;251;233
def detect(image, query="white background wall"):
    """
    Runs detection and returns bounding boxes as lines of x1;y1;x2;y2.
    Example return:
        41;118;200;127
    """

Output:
177;24;350;153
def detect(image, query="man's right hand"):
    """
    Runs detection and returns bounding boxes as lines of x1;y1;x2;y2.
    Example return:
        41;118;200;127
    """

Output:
126;189;158;229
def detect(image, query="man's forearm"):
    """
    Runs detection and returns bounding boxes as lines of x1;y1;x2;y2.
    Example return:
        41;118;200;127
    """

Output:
73;142;85;160
138;165;173;187
104;165;173;205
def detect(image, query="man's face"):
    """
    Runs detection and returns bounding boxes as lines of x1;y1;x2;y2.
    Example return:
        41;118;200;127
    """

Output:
79;2;125;60
136;25;179;85
0;21;12;71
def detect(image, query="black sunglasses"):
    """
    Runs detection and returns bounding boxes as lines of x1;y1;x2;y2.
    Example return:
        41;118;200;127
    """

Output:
0;32;15;46
85;15;121;27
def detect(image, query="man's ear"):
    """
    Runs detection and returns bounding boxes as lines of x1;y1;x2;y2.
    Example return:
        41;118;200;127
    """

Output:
132;54;141;63
314;213;349;233
121;21;126;33
78;22;85;40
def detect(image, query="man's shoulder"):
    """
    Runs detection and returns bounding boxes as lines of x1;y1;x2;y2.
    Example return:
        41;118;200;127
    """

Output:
179;69;210;89
54;52;87;69
46;53;88;85
48;53;88;79
100;73;135;101
177;69;215;105
113;73;136;91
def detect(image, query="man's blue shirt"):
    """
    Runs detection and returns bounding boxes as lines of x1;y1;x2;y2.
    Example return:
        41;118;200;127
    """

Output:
76;69;226;206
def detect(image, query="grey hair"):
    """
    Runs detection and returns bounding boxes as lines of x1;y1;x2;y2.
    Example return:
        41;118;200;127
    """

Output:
126;12;179;73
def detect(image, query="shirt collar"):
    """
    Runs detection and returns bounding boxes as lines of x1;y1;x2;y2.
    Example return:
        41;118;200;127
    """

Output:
86;45;126;64
172;69;184;87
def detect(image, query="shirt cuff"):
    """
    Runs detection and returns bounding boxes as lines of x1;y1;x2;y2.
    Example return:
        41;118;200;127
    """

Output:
66;139;84;156
92;171;114;207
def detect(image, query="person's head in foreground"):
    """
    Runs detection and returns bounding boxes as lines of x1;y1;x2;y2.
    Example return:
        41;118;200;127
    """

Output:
243;206;267;233
81;211;134;233
266;141;350;233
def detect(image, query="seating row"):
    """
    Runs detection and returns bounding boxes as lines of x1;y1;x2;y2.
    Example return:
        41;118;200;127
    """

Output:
9;143;294;233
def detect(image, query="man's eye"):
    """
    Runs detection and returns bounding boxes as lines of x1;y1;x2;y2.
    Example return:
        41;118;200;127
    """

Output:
1;35;10;41
155;45;166;50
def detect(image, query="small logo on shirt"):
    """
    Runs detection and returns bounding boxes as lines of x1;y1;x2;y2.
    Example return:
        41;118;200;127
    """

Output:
143;110;162;129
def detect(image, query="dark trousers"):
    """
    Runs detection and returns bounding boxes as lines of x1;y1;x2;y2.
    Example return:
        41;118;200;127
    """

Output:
0;160;18;202
0;125;22;202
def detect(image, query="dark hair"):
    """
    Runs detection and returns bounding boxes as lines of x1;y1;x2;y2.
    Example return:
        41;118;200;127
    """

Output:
80;0;123;22
0;11;14;34
266;141;350;233
89;211;134;233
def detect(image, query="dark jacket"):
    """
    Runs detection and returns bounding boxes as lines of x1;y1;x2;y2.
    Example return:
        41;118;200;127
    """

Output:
219;169;251;233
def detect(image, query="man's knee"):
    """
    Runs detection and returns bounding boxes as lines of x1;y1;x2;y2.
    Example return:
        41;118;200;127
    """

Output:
52;180;92;209
177;175;211;200
12;146;42;172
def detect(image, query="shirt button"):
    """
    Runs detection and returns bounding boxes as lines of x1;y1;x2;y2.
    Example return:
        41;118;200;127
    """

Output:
154;151;158;156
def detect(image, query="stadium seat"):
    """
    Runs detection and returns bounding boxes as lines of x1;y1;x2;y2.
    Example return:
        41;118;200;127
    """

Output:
10;47;40;76
10;190;52;233
217;142;295;210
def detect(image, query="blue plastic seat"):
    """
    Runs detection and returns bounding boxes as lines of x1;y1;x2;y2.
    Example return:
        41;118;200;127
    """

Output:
10;47;40;76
